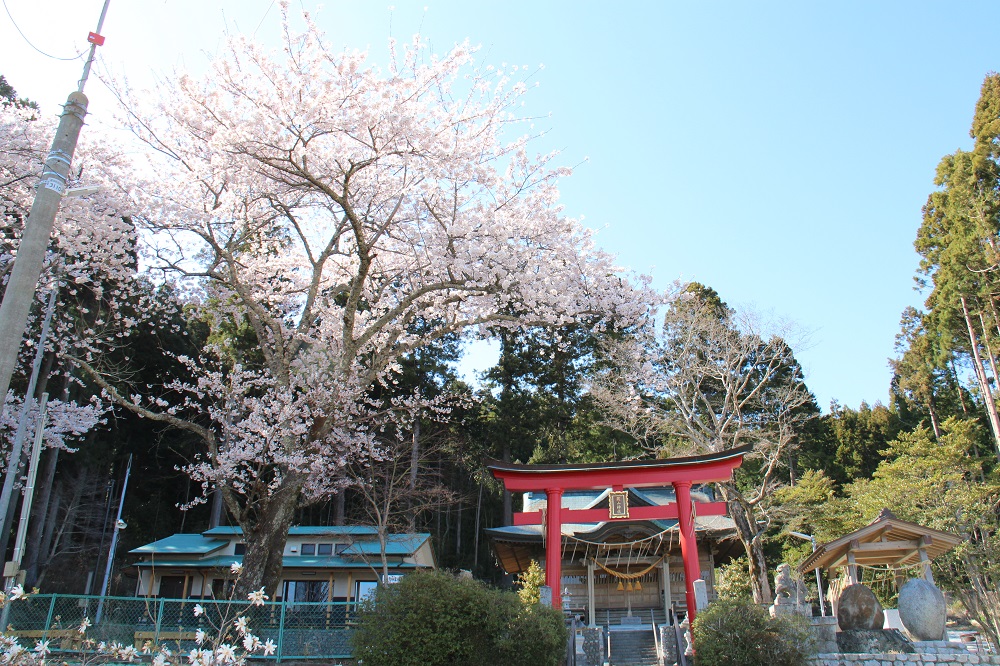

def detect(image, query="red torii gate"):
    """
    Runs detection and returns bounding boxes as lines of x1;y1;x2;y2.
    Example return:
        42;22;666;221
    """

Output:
486;445;750;622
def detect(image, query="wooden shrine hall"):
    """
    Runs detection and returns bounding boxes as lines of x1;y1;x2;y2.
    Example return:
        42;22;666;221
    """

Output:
485;446;751;624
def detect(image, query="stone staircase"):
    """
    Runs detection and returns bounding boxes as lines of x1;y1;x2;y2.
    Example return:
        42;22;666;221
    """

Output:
601;609;664;666
607;627;658;666
601;607;668;627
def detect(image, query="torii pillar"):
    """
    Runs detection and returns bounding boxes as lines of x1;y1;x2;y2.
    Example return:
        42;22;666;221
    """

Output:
486;445;750;623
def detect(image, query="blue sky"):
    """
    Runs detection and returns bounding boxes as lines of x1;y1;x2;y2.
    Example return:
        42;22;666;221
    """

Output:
3;1;999;411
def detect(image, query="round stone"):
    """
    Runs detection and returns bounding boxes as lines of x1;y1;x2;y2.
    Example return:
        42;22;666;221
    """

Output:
898;578;947;641
837;584;884;630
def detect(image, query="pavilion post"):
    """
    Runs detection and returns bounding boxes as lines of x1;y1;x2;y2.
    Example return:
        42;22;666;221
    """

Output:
918;541;935;586
545;488;564;609
672;481;700;621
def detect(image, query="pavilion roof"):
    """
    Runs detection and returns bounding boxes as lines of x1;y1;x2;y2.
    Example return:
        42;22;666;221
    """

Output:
799;509;963;574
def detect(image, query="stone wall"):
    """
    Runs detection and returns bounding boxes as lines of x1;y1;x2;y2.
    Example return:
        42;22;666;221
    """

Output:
576;626;604;666
808;652;1000;665
659;623;680;665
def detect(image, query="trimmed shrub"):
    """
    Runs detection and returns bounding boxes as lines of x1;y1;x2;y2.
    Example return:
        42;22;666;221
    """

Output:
516;560;545;605
714;556;754;601
693;598;814;666
351;570;567;666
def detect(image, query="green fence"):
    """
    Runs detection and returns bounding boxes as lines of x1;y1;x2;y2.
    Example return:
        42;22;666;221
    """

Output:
4;594;359;661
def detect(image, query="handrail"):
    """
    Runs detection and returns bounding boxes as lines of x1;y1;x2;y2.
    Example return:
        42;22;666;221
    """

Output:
672;603;688;666
651;608;659;657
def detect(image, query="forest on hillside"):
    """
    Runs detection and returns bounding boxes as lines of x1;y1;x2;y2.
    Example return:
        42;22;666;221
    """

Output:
1;18;999;646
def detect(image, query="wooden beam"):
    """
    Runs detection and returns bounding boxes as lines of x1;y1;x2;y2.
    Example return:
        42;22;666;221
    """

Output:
851;540;922;553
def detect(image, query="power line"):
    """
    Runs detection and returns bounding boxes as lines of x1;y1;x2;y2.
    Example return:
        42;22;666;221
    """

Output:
253;0;277;38
2;0;85;61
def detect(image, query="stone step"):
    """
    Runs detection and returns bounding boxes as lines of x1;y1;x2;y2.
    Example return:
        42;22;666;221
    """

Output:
600;606;668;628
608;628;658;666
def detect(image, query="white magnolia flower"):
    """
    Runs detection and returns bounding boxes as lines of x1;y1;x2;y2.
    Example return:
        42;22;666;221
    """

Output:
234;616;249;635
78;616;91;634
261;639;277;657
194;629;206;645
193;603;205;617
33;640;50;657
216;643;236;664
247;588;268;606
230;562;243;574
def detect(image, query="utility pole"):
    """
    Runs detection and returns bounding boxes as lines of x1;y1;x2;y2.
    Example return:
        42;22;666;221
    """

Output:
0;284;59;561
0;1;110;412
3;393;49;591
96;454;130;623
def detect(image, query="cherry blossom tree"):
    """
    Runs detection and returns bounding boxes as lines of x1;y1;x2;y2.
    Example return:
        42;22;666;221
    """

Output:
83;12;649;594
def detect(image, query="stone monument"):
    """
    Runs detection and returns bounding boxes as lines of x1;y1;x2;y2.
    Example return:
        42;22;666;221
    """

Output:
898;578;947;641
836;583;914;654
837;583;884;630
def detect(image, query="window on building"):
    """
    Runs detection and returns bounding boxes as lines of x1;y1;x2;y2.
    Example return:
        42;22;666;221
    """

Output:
234;542;246;555
300;543;316;556
283;580;330;603
334;543;350;554
316;543;333;556
212;578;235;598
158;576;187;599
356;581;377;602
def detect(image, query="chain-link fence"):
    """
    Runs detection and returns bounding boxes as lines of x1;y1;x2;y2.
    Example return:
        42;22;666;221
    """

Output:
3;594;359;660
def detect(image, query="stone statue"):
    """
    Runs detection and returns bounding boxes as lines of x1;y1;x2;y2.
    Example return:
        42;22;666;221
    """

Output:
773;563;796;604
770;563;811;617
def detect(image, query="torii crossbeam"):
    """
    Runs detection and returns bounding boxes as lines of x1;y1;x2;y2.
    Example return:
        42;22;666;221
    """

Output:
486;445;750;622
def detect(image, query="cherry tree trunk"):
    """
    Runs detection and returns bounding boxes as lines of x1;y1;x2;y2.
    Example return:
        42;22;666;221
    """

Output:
719;482;772;604
235;481;302;598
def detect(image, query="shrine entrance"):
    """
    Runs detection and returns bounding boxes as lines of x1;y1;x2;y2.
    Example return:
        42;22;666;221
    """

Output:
486;446;750;623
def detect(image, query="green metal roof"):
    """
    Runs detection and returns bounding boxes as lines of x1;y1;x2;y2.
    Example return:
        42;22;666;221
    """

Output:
340;534;429;556
129;534;228;555
202;526;382;537
133;555;424;570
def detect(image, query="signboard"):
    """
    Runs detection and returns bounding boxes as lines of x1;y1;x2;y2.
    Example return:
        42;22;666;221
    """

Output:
609;491;630;519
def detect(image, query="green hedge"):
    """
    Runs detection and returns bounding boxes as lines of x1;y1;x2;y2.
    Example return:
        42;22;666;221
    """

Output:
351;570;567;666
693;598;814;666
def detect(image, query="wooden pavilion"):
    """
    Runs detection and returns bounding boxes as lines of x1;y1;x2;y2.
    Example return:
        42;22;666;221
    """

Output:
799;509;962;609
